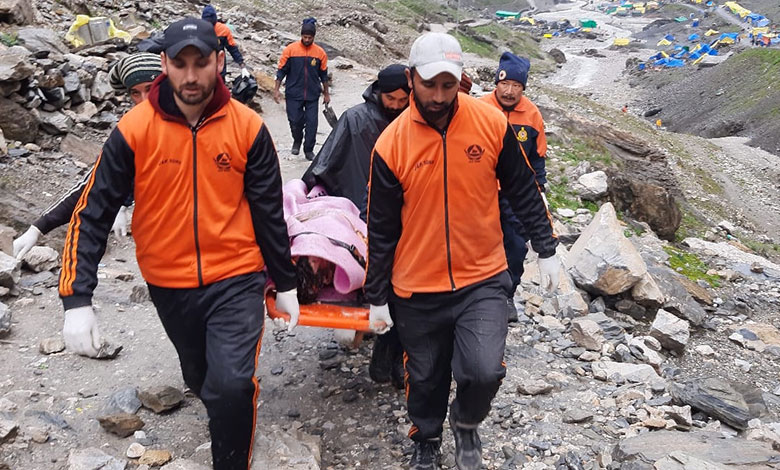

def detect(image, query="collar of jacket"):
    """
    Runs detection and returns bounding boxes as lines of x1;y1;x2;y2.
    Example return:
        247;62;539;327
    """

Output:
409;91;460;131
147;73;231;126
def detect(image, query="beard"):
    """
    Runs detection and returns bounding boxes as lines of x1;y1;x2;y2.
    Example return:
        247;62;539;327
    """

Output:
172;79;216;106
413;89;455;127
381;104;405;121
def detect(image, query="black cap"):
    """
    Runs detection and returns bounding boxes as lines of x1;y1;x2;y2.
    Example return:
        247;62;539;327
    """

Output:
162;18;219;58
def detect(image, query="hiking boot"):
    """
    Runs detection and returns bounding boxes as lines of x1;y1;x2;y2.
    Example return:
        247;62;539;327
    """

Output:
304;150;315;161
409;439;441;470
506;298;518;323
449;413;482;470
291;141;301;155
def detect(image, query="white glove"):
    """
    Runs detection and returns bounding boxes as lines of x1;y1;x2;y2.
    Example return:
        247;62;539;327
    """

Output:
241;67;250;78
540;192;549;210
111;206;128;238
369;304;393;335
538;255;561;293
276;289;300;332
13;225;42;259
63;306;101;357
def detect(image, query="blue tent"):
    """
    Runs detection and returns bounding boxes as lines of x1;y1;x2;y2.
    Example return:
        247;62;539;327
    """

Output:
649;52;663;60
692;20;699;27
689;51;702;60
553;31;560;36
638;62;646;70
706;1;713;5
565;27;580;33
708;49;719;56
673;50;687;58
688;33;700;41
666;59;685;67
718;32;739;41
664;34;675;41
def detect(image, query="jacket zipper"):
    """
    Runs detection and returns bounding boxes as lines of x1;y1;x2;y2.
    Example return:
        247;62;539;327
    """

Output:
303;51;309;101
191;122;204;286
441;130;456;291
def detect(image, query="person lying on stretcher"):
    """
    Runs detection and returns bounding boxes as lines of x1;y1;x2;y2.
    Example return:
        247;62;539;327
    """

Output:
282;179;368;305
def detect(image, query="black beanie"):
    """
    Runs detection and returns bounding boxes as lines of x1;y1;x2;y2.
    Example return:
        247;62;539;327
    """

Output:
301;17;316;35
377;64;410;93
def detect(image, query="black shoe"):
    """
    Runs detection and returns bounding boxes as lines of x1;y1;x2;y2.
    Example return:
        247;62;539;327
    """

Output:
304;150;315;161
449;413;482;470
369;337;392;384
506;298;518;323
291;141;301;155
409;439;441;470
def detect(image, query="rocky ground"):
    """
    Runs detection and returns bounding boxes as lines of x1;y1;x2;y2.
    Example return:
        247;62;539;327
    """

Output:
1;0;780;470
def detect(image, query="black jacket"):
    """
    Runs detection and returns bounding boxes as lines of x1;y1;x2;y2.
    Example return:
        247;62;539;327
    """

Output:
302;81;390;210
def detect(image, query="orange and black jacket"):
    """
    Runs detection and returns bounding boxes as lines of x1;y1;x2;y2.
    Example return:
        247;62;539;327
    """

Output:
59;75;296;310
364;94;557;304
276;41;328;101
480;91;548;186
214;22;244;66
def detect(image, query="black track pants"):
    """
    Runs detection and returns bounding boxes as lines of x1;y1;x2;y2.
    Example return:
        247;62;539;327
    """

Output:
392;271;511;441
148;272;266;470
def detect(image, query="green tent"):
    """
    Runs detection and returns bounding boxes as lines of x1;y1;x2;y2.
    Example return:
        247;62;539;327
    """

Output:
579;18;597;28
674;16;689;22
495;10;521;19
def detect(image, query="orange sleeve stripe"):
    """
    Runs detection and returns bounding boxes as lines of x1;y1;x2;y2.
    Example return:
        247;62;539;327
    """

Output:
59;153;102;296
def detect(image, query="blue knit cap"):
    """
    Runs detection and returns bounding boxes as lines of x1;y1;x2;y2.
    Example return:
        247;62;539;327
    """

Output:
495;52;530;88
301;17;316;35
202;5;217;24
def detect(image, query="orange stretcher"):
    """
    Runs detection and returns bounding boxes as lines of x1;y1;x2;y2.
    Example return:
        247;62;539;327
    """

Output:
265;289;371;332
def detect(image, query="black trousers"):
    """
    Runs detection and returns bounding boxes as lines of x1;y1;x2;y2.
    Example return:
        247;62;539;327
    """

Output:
148;272;266;470
285;98;318;152
392;271;511;442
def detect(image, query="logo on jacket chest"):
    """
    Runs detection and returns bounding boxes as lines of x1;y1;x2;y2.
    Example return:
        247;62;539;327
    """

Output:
465;144;484;163
214;153;232;172
516;126;528;142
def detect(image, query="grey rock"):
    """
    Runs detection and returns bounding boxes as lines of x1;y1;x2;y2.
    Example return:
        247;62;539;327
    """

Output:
0;0;34;25
0;418;18;443
67;447;127;470
592;361;665;386
16;28;69;55
161;459;210;470
39;110;74;135
0;97;39;141
563;408;593;424
589;297;606;313
0;225;12;256
90;71;114;101
0;302;10;338
567;203;647;296
669;378;766;430
0;46;34;81
0;251;21;289
130;285;151;303
647;266;707;326
22;246;59;272
105;387;141;415
616;299;648;320
517;379;554;396
251;426;320;470
613;431;776;468
574;170;608;200
63;72;81;93
95;340;123;359
631;272;666;309
570;317;605;351
138;386;184;413
650;309;690;353
609;175;681;241
59;133;102;165
39;337;66;354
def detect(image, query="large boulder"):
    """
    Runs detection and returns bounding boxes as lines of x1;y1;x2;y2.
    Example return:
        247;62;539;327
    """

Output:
0;46;34;82
608;174;681;241
669;378;767;430
0;0;35;25
16;28;70;55
59;133;102;165
0;97;40;141
39;111;73;135
567;203;647;296
0;251;20;289
649;309;690;353
573;170;608;201
647;266;707;326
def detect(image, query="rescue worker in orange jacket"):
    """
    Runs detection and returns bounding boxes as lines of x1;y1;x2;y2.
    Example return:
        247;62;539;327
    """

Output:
364;33;561;470
274;17;330;160
479;52;549;321
201;5;248;80
58;19;299;470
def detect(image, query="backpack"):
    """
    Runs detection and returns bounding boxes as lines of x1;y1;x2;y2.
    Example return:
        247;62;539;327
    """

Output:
231;74;258;104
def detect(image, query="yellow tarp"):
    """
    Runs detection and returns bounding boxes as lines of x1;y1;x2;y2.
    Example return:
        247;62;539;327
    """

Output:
753;27;769;34
646;1;659;8
705;29;720;36
691;44;702;52
635;7;646;14
518;16;536;25
724;1;751;18
661;51;669;58
543;33;553;38
657;38;672;46
613;38;631;46
720;36;735;44
65;15;131;47
692;56;705;65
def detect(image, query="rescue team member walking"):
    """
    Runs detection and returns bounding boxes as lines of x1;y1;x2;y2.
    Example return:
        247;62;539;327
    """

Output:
12;52;163;259
480;52;549;321
364;33;561;470
201;4;248;80
58;19;300;470
274;17;330;161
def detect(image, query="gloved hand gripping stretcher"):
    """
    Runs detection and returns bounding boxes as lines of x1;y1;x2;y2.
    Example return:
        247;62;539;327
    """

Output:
266;180;371;334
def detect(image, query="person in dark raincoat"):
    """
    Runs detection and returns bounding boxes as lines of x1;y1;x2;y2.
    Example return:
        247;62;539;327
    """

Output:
301;63;410;389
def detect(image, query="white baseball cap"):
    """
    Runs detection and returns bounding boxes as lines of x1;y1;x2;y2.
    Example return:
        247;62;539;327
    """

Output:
408;32;463;80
